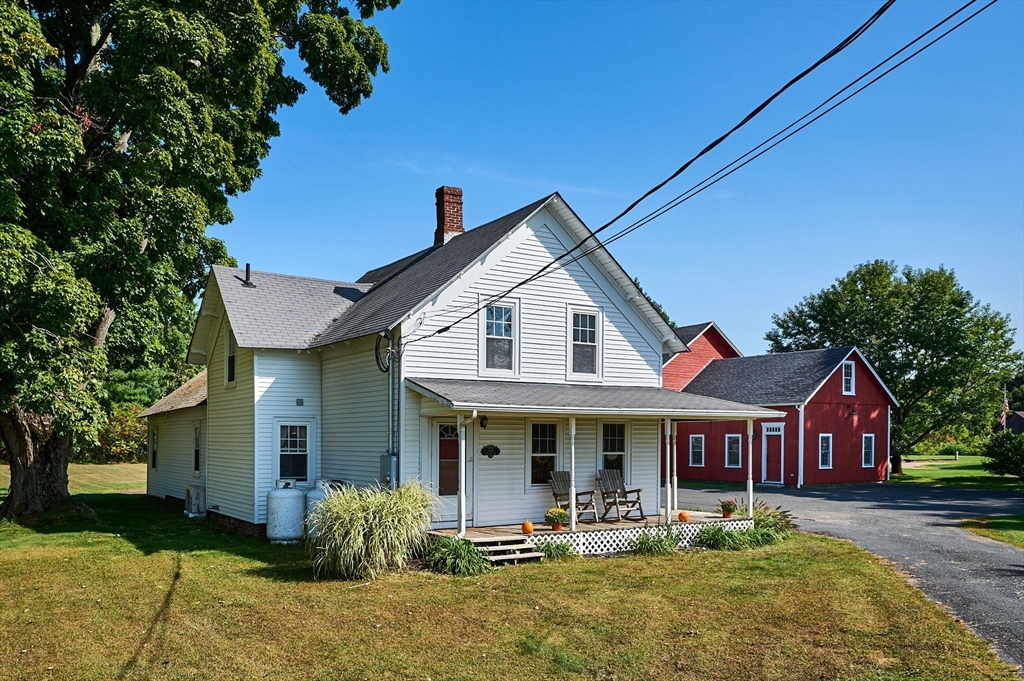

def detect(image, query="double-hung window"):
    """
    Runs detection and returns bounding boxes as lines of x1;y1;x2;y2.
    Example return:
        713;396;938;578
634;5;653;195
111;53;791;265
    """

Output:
192;422;202;475
149;426;158;469
842;360;855;395
601;423;626;474
862;434;875;467
479;303;512;368
226;328;237;384
568;308;601;378
689;434;705;467
279;424;308;482
530;423;557;486
725;434;742;468
819;434;833;469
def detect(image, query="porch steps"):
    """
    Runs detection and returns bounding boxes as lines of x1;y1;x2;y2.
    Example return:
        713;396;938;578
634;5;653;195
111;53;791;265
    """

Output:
466;535;544;566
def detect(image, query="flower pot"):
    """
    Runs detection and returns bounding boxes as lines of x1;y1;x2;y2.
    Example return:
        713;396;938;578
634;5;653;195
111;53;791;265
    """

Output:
552;522;564;532
522;520;534;535
722;511;732;519
677;511;690;522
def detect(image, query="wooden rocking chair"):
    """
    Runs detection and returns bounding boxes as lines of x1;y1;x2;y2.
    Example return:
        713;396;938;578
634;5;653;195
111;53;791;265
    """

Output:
549;471;599;523
597;469;645;521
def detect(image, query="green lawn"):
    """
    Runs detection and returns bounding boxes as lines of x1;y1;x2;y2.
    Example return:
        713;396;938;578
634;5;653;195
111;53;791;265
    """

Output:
0;462;147;498
891;455;1024;492
961;515;1024;551
0;466;1019;680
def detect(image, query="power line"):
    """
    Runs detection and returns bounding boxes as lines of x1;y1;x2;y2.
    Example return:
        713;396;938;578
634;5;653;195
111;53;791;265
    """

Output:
404;0;994;347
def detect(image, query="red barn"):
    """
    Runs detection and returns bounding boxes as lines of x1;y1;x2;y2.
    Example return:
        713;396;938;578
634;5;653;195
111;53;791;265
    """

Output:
663;323;898;487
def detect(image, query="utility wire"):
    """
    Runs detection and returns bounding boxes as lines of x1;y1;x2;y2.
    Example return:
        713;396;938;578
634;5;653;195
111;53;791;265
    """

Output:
404;0;993;347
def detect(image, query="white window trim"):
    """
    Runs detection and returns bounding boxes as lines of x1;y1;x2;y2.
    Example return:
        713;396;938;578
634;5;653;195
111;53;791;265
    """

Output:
842;360;856;395
862;433;875;468
223;322;237;389
689;434;705;467
598;420;631;485
819;433;833;470
724;433;743;468
478;296;521;379
191;420;202;477
273;418;315;485
565;305;604;382
525;419;559;493
149;425;158;470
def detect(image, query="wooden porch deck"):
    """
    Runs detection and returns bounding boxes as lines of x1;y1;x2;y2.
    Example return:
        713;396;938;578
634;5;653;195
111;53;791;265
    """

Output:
434;510;731;539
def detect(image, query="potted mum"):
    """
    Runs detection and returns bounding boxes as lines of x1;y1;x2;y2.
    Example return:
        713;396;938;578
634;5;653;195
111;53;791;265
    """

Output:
718;499;738;519
545;507;571;531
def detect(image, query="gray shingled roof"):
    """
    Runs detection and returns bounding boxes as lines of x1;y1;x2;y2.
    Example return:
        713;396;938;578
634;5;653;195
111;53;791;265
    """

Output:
312;195;553;346
408;377;782;417
673;322;713;346
213;265;372;349
683;347;856;406
139;370;207;418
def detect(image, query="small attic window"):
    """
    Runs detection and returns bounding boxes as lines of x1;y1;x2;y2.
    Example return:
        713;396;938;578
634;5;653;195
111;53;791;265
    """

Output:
842;360;855;395
226;328;237;384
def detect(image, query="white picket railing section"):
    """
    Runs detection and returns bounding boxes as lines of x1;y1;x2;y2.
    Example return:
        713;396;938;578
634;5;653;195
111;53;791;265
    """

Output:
533;518;754;556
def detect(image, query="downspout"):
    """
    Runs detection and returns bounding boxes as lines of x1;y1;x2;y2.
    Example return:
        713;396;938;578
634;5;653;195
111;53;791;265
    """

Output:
797;404;805;488
746;419;754;519
569;417;577;532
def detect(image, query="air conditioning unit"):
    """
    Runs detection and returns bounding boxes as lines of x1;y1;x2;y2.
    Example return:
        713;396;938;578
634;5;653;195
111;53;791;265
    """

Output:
184;485;206;518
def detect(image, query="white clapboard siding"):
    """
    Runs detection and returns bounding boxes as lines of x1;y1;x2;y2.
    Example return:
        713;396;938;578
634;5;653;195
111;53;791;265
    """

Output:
146;406;205;502
254;350;322;523
206;322;256;523
401;209;661;385
630;419;660;517
321;336;389;487
401;386;421;482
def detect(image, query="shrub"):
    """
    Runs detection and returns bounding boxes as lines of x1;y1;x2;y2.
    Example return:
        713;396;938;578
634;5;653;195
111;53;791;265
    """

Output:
535;540;579;561
427;536;491;576
628;527;680;555
75;403;148;463
692;524;789;551
982;431;1024;480
307;481;439;580
544;507;570;525
741;498;797;534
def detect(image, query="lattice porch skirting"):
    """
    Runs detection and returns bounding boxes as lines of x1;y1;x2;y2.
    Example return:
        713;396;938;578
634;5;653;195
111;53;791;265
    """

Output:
534;518;754;556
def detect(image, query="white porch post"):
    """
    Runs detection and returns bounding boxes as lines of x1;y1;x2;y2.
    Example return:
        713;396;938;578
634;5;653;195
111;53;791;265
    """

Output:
569;417;577;532
457;413;466;538
746;418;754;519
661;419;668;524
669;420;677;524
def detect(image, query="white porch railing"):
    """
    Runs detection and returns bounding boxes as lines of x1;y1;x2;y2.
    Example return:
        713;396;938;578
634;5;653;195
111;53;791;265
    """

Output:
532;517;754;556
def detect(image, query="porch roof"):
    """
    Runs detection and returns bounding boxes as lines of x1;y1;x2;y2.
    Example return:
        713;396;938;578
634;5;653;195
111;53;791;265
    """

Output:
407;377;784;419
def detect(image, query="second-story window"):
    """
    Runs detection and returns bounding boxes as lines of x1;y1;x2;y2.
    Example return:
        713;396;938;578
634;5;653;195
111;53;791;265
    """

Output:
842;360;855;395
485;305;514;371
571;311;598;376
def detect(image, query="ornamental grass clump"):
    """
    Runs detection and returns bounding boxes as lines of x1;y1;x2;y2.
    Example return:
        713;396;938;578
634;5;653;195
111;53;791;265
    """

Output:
535;539;579;561
307;481;439;580
426;536;491;576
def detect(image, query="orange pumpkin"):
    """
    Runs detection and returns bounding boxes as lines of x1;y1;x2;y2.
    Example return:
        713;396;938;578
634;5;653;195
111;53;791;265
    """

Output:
522;520;534;535
677;511;690;523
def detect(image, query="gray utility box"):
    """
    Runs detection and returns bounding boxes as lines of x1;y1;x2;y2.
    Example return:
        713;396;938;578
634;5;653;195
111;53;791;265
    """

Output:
379;453;398;490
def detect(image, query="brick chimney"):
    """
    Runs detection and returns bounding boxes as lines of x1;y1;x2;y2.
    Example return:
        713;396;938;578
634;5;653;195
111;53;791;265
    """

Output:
434;186;464;246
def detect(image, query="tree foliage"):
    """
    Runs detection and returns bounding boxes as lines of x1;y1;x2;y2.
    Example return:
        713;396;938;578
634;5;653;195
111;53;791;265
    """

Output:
0;0;398;516
981;430;1024;480
766;260;1022;472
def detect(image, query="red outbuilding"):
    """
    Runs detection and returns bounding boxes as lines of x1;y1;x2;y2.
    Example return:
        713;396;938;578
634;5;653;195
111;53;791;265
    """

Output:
662;323;899;487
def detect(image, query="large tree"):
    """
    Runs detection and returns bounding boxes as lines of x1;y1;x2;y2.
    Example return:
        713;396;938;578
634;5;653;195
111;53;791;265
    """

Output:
0;0;398;517
766;260;1022;474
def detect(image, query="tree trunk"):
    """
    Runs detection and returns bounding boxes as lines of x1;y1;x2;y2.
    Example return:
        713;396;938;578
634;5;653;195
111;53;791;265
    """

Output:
0;406;74;518
890;452;903;475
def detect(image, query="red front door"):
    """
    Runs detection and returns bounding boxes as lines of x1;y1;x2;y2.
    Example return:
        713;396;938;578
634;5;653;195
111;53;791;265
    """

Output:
765;432;778;481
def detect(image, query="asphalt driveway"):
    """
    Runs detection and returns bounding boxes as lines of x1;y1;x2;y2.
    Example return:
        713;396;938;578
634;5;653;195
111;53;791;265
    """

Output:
674;483;1024;670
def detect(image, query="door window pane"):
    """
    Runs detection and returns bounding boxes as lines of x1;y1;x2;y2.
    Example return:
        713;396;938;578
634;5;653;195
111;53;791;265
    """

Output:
438;424;459;496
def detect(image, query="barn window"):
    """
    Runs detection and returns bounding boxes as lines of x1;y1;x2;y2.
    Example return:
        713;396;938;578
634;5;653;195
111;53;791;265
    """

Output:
482;303;516;373
530;423;557;486
862;434;875;468
279;424;308;482
601;423;626;475
725;434;742;468
819;434;833;469
842;361;855;395
689;435;705;467
568;308;602;379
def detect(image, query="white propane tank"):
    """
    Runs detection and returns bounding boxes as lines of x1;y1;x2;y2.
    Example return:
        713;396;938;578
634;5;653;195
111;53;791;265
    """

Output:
267;480;305;544
304;479;332;538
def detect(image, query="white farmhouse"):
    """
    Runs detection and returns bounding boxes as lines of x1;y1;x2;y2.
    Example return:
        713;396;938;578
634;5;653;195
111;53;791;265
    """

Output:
142;188;777;536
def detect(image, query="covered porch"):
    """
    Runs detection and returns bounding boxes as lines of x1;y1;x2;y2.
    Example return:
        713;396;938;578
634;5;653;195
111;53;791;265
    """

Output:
407;377;783;538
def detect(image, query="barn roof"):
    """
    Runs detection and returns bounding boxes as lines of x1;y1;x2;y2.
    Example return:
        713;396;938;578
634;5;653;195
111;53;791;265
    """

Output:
139;370;208;418
682;347;860;406
673;322;714;346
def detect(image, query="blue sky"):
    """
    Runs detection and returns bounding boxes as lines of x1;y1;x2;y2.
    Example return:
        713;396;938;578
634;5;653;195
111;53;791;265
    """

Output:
220;0;1024;355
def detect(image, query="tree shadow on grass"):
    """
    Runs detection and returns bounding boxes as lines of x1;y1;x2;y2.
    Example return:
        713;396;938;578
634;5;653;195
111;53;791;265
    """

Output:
5;491;315;583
